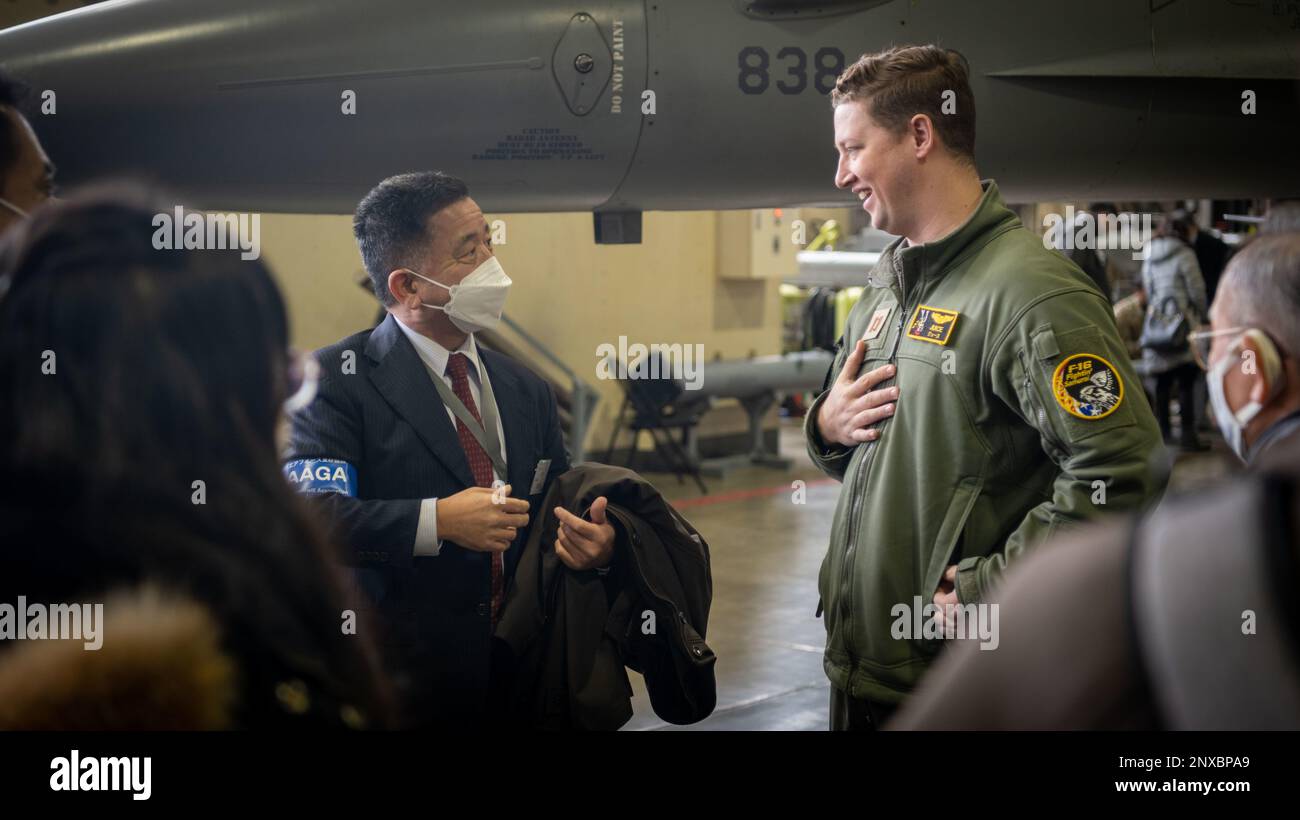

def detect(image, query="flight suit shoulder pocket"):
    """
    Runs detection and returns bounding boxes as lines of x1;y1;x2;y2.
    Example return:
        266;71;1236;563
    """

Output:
1030;324;1060;360
1037;324;1135;443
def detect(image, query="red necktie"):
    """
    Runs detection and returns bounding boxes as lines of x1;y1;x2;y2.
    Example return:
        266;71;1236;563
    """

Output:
445;353;503;625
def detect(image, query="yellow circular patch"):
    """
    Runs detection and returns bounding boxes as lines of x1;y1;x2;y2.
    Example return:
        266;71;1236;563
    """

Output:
1052;353;1124;420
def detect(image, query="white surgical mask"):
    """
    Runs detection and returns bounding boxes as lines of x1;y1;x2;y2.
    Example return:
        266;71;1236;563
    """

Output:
406;256;511;334
1207;337;1264;462
0;196;28;219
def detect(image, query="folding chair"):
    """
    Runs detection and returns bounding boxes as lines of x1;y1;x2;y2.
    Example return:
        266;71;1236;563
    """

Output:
602;354;709;494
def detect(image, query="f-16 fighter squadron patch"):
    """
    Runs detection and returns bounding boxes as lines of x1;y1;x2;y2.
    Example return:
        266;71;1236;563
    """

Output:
906;305;959;345
1053;353;1124;419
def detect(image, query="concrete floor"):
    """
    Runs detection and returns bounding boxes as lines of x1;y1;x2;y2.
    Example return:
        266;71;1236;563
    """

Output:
619;413;1238;731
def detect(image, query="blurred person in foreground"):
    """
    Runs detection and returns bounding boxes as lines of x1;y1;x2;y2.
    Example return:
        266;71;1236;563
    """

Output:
0;186;390;729
1262;200;1300;235
0;67;55;236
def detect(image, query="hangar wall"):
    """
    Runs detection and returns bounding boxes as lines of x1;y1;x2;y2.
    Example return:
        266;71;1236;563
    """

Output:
257;209;799;457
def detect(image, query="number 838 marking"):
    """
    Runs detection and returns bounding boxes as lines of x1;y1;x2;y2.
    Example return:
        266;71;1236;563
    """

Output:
738;46;846;95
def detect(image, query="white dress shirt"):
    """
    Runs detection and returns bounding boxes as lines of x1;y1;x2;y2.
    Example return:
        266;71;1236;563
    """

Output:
394;317;507;557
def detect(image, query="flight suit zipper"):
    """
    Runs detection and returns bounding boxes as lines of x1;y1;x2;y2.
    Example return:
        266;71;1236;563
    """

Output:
836;280;921;661
1018;349;1067;458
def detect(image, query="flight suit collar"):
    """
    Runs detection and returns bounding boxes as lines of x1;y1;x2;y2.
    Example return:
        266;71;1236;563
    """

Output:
869;180;1019;299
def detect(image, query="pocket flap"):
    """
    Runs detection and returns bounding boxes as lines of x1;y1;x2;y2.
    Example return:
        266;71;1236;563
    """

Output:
1032;325;1061;361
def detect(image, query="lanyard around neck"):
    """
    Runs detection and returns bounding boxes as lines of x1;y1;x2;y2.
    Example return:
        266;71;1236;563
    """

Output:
430;357;507;478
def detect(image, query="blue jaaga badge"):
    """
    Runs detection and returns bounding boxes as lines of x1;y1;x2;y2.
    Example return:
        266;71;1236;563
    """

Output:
284;459;357;496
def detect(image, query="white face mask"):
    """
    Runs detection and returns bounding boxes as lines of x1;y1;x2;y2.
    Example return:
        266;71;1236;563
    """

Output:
1207;337;1264;462
406;256;512;334
0;196;28;219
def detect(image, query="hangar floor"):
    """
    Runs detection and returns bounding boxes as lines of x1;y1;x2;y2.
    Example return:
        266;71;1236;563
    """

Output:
620;416;1237;731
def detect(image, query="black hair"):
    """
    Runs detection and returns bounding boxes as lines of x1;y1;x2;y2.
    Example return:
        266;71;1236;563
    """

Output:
353;171;469;306
0;68;31;189
0;182;391;727
1157;210;1195;244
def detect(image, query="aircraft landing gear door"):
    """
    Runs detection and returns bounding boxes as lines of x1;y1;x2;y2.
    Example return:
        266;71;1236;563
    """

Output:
552;12;613;115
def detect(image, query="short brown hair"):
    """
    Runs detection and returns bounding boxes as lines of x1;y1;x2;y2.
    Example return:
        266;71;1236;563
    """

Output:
831;44;976;165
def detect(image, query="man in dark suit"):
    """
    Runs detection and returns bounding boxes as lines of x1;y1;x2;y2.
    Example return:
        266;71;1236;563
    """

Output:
1179;209;1232;304
286;171;615;727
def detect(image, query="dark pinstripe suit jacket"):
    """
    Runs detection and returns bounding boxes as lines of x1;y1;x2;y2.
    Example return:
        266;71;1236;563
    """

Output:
286;313;569;725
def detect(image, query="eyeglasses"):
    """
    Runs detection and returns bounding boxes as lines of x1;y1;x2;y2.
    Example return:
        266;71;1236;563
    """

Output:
284;348;320;414
1188;326;1245;370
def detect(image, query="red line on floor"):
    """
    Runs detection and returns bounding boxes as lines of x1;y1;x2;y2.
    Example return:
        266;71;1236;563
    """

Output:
671;477;838;509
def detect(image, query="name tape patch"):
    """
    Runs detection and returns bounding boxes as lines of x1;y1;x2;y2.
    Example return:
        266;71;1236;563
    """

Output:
863;306;893;342
906;305;959;346
284;458;358;496
1052;353;1124;419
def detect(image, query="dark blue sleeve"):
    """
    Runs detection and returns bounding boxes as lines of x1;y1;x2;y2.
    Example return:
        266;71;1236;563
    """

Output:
286;369;421;569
